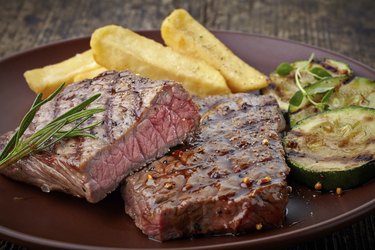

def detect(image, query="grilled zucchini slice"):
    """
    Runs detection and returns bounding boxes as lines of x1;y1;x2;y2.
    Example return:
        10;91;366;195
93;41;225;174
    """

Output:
284;107;375;190
329;77;375;109
289;76;375;126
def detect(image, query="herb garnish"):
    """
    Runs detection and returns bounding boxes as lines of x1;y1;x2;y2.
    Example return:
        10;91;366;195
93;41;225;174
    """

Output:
290;54;334;111
276;63;293;76
0;84;104;170
309;67;331;79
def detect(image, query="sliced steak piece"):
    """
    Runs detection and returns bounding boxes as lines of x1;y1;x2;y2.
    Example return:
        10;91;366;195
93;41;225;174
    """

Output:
123;94;289;241
0;71;200;203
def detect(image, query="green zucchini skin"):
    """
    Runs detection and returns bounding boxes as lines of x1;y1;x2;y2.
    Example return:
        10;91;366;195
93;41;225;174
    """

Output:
284;107;375;190
265;57;374;191
288;157;375;190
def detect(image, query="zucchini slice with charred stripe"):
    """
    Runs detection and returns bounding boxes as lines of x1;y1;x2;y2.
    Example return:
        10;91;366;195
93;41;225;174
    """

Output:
284;107;375;190
289;76;375;126
330;77;375;109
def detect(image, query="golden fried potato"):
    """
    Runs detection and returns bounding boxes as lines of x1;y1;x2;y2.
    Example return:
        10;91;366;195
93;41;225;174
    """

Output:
24;50;104;98
90;25;231;96
73;66;107;82
161;9;268;92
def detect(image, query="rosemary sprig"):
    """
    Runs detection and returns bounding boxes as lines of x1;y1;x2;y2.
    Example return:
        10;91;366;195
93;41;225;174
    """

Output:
0;84;104;170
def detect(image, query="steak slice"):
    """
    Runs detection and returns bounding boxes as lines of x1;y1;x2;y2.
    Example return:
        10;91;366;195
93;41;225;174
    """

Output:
123;94;289;241
0;71;200;203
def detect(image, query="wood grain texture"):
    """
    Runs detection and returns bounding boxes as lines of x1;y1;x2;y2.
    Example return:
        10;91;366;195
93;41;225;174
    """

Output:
0;0;374;68
0;0;374;250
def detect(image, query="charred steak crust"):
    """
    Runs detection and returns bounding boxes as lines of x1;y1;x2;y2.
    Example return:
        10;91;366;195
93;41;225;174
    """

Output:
0;71;200;203
123;94;289;241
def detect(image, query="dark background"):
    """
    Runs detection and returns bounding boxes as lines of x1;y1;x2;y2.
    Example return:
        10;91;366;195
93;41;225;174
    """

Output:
0;0;374;249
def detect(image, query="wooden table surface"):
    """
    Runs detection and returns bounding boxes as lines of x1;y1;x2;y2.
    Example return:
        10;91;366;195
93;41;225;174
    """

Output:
0;0;374;249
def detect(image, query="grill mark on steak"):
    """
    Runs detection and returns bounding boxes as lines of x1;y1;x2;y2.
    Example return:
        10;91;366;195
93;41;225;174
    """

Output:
0;71;200;203
104;92;115;142
123;93;289;241
53;92;61;118
103;73;118;142
133;91;144;118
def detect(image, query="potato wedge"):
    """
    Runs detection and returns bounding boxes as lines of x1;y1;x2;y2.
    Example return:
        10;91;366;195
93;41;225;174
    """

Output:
161;9;268;92
24;50;104;98
73;66;107;82
90;25;230;96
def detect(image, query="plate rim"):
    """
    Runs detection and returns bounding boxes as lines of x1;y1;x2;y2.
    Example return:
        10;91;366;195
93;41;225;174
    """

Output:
1;29;374;73
0;30;374;250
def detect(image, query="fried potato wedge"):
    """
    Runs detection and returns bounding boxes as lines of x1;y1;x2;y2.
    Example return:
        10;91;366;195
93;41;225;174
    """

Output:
90;25;230;96
73;66;107;82
24;50;104;98
161;9;268;92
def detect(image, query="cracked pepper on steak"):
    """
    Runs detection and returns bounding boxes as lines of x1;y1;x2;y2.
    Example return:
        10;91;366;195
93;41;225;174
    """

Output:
0;71;200;203
123;93;290;241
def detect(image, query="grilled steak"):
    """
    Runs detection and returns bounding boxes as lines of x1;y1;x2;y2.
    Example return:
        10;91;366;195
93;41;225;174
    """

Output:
123;94;289;241
0;71;200;203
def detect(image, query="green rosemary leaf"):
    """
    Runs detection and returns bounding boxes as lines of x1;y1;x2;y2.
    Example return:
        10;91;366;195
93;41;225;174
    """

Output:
0;94;42;161
64;108;104;123
76;120;103;131
53;94;101;123
33;120;67;151
40;116;91;150
0;133;17;161
1;84;66;161
0;120;66;169
56;132;96;139
18;83;65;138
54;120;103;137
0;84;104;170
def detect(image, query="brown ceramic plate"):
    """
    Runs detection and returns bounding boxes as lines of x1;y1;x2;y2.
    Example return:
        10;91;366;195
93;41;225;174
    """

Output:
0;31;374;250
